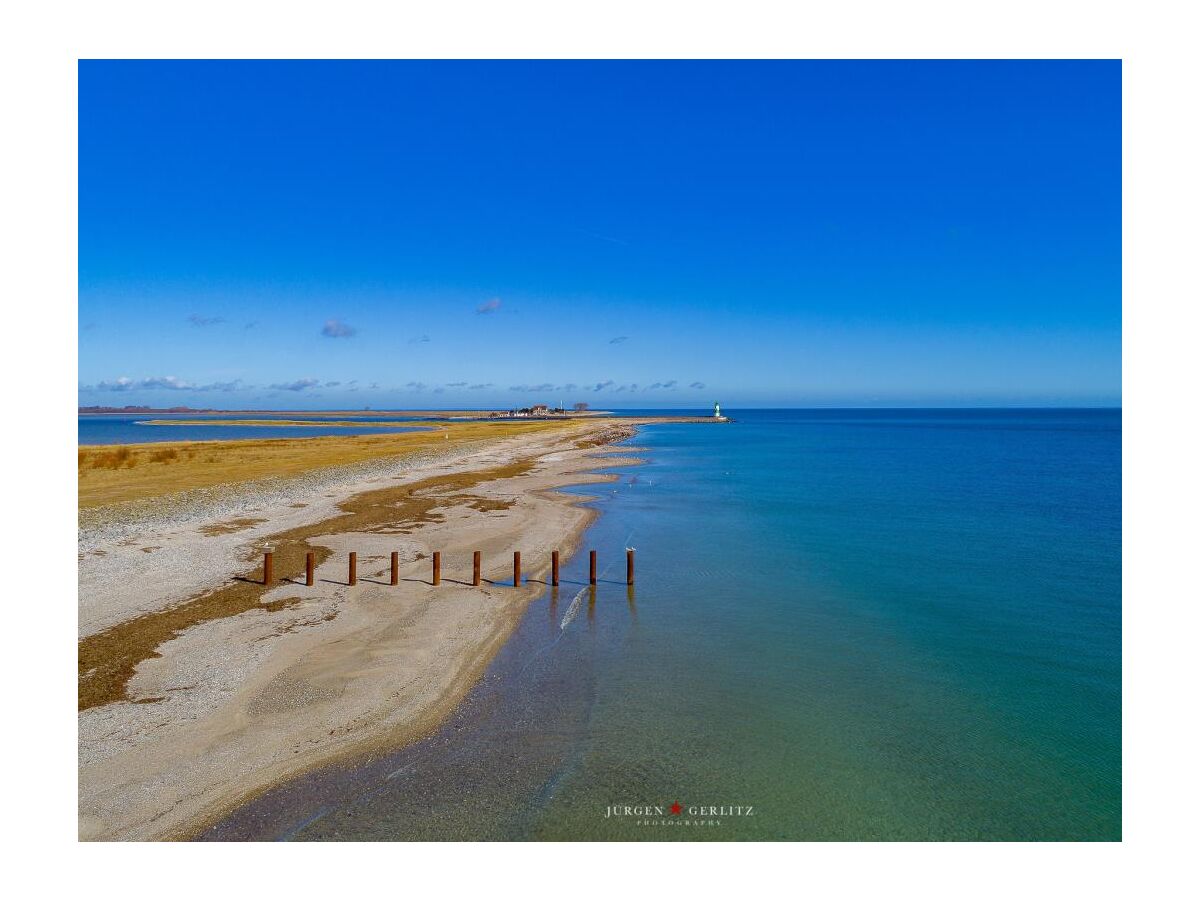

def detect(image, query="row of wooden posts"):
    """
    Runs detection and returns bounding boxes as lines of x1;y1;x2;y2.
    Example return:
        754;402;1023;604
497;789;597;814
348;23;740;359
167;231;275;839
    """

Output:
261;548;634;588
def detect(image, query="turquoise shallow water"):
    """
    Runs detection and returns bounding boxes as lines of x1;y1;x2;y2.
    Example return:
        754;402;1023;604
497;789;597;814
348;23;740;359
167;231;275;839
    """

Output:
203;409;1120;841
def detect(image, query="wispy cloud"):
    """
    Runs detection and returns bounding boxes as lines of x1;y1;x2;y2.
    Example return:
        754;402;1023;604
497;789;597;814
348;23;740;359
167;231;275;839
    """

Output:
406;381;427;391
324;380;341;387
408;334;431;344
270;378;320;392
200;379;245;392
188;314;225;327
446;381;468;388
321;319;357;338
90;376;247;392
593;380;614;392
575;228;629;246
609;336;629;344
476;298;502;315
509;383;556;393
468;383;493;390
646;380;678;390
244;321;259;330
689;381;706;390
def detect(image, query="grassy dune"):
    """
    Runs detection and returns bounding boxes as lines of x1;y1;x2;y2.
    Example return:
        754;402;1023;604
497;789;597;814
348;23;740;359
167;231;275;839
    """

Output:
78;419;582;509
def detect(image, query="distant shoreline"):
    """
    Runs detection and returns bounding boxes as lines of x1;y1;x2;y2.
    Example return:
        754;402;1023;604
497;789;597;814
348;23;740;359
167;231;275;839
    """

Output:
79;407;617;419
135;415;724;428
138;418;428;428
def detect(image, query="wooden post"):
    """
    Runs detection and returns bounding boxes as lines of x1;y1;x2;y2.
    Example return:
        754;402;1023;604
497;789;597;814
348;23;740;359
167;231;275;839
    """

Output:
305;551;314;586
513;551;521;587
263;550;274;586
627;548;635;585
348;552;357;586
433;551;441;586
390;551;399;586
589;550;597;585
552;550;560;586
473;551;481;586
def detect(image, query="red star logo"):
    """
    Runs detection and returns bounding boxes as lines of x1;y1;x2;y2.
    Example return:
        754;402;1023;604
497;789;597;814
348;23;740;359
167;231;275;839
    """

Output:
670;801;683;815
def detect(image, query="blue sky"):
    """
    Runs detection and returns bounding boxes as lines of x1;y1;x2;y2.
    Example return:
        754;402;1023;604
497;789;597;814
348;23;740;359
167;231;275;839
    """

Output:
79;60;1120;409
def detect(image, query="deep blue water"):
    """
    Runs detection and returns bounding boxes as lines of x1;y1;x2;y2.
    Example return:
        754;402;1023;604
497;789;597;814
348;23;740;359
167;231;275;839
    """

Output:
78;414;425;444
205;408;1121;841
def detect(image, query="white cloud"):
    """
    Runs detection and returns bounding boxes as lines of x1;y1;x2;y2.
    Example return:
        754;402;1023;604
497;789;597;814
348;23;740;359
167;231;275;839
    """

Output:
141;375;194;390
88;375;247;392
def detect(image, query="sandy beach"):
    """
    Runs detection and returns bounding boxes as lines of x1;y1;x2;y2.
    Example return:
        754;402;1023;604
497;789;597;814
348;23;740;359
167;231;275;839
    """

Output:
78;417;699;840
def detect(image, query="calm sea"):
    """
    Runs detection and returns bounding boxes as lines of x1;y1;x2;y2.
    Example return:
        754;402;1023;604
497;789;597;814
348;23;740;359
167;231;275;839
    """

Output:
203;408;1121;841
79;413;425;444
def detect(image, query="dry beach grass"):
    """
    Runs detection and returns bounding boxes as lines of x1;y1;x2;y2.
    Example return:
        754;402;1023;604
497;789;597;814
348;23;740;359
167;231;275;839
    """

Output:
78;419;574;508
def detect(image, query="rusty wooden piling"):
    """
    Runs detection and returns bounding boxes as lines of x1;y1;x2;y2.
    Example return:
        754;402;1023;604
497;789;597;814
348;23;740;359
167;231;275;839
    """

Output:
305;551;314;586
552;550;560;586
390;551;399;586
513;551;521;586
627;548;635;585
263;550;274;586
348;552;357;586
433;551;441;586
589;550;597;585
473;550;481;586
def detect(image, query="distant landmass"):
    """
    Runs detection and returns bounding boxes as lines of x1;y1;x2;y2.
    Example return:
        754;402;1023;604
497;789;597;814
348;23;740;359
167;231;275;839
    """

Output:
79;405;217;414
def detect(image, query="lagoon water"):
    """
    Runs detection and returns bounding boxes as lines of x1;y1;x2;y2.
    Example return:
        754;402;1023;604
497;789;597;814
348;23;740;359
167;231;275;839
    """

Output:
79;413;424;445
204;409;1121;841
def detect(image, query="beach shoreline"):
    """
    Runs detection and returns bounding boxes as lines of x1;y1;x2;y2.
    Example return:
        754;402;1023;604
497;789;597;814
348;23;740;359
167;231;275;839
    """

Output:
78;419;651;840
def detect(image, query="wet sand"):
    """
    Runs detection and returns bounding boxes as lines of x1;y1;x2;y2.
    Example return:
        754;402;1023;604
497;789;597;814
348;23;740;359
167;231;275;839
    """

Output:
78;419;654;840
